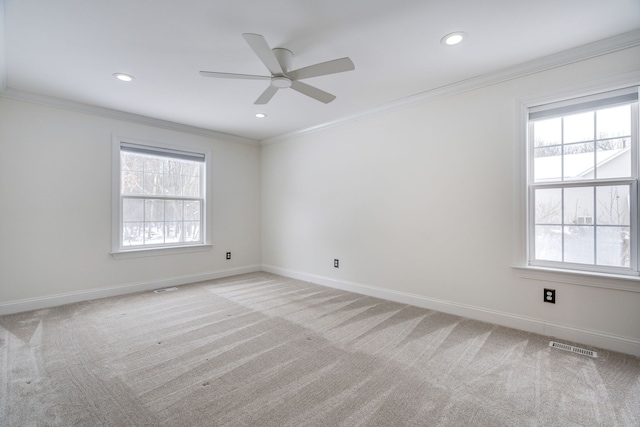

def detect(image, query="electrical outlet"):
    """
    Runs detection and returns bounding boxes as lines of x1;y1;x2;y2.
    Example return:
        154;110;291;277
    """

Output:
334;259;339;268
544;288;555;304
226;252;231;260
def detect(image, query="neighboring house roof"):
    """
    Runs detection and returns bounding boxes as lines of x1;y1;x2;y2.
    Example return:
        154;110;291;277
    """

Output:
535;147;630;181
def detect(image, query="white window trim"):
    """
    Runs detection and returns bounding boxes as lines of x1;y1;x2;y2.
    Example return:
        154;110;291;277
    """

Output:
111;135;212;259
514;72;640;290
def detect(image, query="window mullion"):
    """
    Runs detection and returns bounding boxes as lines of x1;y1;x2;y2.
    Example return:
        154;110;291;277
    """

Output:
593;111;597;181
593;186;597;265
633;180;639;271
560;117;565;182
561;188;565;263
142;196;147;246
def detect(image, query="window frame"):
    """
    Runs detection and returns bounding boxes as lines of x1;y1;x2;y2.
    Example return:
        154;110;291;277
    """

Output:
111;135;212;259
518;81;640;281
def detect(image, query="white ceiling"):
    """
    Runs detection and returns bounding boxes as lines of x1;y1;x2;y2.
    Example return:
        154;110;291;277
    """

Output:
2;0;640;142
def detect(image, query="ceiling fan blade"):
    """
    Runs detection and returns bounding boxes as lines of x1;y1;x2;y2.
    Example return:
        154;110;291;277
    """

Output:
287;57;354;81
290;81;336;104
255;85;279;105
242;33;283;76
199;71;270;80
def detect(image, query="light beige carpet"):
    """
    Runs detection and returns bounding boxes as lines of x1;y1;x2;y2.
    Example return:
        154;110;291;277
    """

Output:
1;272;639;426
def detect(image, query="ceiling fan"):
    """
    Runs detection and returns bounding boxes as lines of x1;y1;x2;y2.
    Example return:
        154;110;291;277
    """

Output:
200;33;355;105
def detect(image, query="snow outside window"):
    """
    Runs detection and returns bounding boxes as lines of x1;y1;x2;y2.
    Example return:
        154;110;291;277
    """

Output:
527;87;639;276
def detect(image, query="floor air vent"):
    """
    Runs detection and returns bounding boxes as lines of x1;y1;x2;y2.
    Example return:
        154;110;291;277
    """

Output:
153;287;179;293
549;341;597;358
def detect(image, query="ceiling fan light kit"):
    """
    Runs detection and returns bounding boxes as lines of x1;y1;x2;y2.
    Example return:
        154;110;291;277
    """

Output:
200;33;354;105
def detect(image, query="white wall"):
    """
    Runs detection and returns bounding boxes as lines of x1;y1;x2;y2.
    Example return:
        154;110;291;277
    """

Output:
261;46;640;355
0;98;261;310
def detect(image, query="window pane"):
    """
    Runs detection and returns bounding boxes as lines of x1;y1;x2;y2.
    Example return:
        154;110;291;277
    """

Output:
596;185;630;225
564;111;594;143
182;163;200;176
534;188;562;224
163;160;182;196
563;143;594;180
145;222;165;244
564;226;594;264
535;225;562;261
564;187;594;225
165;222;183;243
122;171;143;195
145;199;164;222
597;105;631;139
184;201;201;221
123;222;144;246
143;172;163;195
165;200;183;221
121;152;144;172
596;140;631;179
144;156;163;173
597;226;631;267
534;149;561;182
183;175;200;197
533;118;561;147
164;159;182;175
163;174;182;196
184;221;201;242
123;198;144;222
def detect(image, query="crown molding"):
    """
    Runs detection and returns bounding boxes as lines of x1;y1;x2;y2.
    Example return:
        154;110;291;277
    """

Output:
0;87;260;146
261;29;640;146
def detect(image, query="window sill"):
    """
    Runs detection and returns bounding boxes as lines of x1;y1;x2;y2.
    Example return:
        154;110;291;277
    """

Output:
513;265;640;293
111;244;212;259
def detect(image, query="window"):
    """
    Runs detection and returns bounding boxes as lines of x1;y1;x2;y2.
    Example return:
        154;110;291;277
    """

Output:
112;137;211;256
526;87;639;276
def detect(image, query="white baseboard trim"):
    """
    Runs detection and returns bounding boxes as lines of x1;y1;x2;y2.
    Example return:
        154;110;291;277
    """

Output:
0;265;261;316
262;264;640;357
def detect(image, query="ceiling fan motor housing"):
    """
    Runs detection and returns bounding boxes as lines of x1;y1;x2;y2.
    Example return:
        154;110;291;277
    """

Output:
271;76;292;88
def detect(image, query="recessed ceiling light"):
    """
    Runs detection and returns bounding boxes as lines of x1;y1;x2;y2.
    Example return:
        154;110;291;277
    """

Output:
113;73;135;82
441;32;466;46
255;113;267;118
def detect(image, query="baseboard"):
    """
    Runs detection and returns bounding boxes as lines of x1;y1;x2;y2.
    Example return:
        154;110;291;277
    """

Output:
0;265;261;315
262;264;640;357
